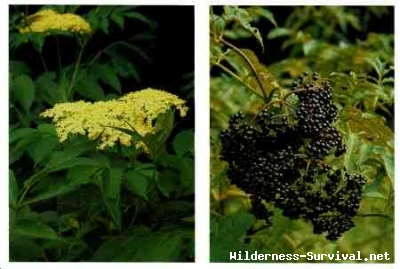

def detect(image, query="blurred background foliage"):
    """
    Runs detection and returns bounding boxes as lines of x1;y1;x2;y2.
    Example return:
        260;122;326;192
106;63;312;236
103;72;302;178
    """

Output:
9;5;194;261
210;6;393;262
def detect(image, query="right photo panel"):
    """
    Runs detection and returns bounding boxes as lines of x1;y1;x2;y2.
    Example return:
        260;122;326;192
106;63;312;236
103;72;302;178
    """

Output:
210;6;394;263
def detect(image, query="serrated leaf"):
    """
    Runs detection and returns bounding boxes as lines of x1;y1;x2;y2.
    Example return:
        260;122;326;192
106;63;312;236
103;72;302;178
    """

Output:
248;7;277;27
225;48;279;99
22;168;96;206
111;12;124;29
124;170;150;200
119;41;151;63
112;57;140;81
36;72;60;105
91;63;121;93
75;74;105;100
339;107;393;146
99;17;110;34
157;170;179;197
210;212;256;262
382;152;394;185
9;128;37;144
173;130;194;156
10;129;40;164
92;226;150;261
131;231;191;261
43;147;91;174
124;12;157;28
222;6;264;51
211;212;255;239
28;124;59;165
12;74;35;112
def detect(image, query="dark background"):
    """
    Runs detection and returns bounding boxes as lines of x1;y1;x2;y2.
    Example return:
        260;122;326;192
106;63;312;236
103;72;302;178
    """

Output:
9;5;195;131
212;6;394;65
9;5;194;103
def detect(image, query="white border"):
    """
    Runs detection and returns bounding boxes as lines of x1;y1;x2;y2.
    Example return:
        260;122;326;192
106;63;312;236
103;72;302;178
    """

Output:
1;0;398;268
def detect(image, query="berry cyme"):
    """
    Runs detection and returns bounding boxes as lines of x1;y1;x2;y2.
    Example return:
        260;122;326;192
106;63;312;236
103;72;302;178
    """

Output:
220;72;367;240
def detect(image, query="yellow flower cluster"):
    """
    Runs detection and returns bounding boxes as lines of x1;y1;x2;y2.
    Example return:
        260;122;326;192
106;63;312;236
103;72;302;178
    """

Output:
40;88;188;150
19;9;92;35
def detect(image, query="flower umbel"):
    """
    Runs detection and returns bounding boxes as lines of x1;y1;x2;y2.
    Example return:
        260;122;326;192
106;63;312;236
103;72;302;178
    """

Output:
40;88;188;150
19;9;92;35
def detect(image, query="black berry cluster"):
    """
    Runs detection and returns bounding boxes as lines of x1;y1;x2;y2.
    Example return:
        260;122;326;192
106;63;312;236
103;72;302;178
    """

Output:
220;72;367;241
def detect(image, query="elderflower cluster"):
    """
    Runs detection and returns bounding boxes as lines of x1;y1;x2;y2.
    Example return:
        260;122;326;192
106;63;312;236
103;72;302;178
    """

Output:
40;88;188;150
19;9;92;35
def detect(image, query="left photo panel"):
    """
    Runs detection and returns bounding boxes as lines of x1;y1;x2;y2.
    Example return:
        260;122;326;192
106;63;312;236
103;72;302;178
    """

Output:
9;5;194;262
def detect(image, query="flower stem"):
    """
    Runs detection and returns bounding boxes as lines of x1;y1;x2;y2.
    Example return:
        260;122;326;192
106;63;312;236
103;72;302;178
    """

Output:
67;39;87;100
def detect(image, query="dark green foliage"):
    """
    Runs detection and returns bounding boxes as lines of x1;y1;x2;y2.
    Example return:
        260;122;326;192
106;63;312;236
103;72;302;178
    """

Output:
211;6;393;262
9;5;194;262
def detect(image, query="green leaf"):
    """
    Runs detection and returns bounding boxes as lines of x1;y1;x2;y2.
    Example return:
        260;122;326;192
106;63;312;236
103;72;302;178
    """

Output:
157;170;180;198
382;151;394;185
23;166;99;205
75;77;105;100
363;191;387;200
99;17;110;34
10;238;44;261
9;128;37;144
9;170;19;207
11;219;60;240
145;110;175;159
339;107;393;146
100;168;122;230
226;49;279;99
124;170;150;200
90;63;121;93
106;167;124;199
46;157;99;174
131;231;191;261
111;12;124;29
10;128;40;164
173;130;194;156
249;7;277;27
124;12;157;28
30;34;45;52
303;39;320;55
222;6;264;51
28;124;59;165
119;41;151;63
267;27;293;39
42;147;92;174
110;56;141;81
210;212;256;262
35;72;60;105
180;157;194;196
12;74;35;112
10;60;31;76
92;226;150;261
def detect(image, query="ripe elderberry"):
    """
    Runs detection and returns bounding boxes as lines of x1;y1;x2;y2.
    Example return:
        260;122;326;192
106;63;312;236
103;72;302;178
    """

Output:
220;73;367;241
